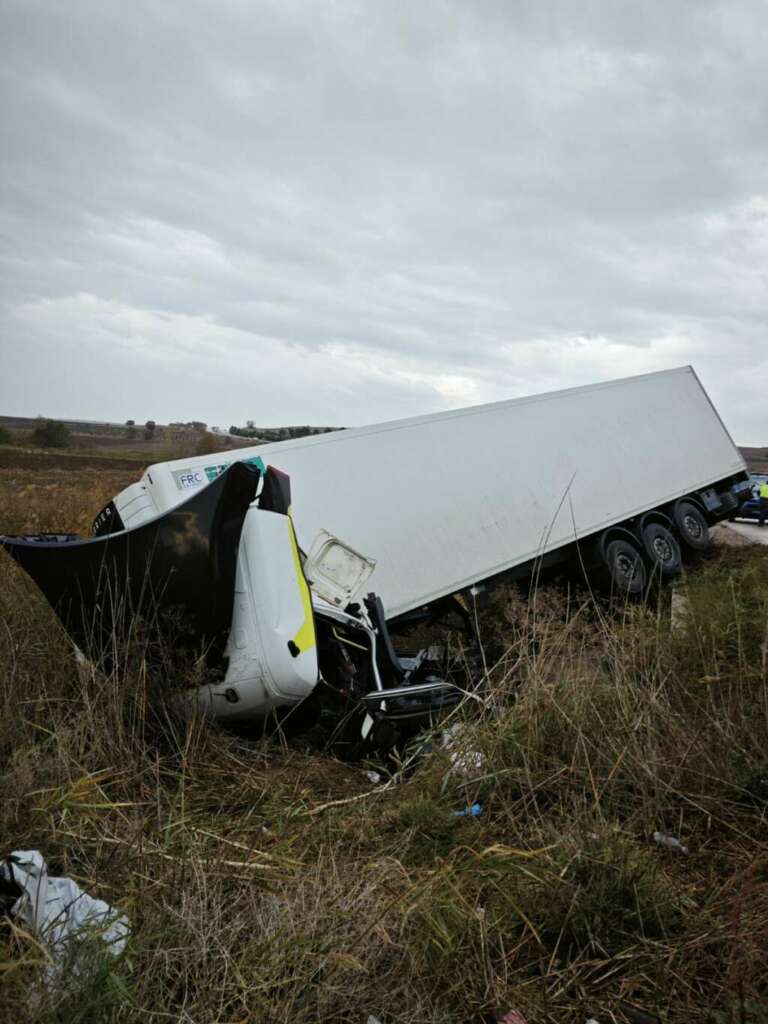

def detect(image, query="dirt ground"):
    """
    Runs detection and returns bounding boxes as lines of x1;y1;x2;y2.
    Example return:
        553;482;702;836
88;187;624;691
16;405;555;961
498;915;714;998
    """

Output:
0;447;149;473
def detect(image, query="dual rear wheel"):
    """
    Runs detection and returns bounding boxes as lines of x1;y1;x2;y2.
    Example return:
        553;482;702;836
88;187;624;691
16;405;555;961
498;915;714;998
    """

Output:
641;522;682;577
602;503;707;596
603;538;647;597
673;501;710;551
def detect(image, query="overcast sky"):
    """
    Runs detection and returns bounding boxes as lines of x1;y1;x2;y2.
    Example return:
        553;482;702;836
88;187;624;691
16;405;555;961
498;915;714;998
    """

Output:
1;1;766;439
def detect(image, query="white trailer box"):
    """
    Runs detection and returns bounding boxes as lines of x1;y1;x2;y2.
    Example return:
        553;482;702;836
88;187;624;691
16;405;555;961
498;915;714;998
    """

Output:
111;367;745;618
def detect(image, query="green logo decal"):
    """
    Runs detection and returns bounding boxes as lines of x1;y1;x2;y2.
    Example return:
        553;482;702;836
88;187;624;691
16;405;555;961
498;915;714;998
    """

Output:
202;455;266;483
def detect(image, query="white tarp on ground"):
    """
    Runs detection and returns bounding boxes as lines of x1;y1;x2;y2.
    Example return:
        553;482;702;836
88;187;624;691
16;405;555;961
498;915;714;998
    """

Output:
1;850;129;986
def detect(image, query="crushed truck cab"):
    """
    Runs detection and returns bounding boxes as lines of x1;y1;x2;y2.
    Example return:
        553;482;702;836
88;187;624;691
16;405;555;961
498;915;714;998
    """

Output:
1;459;460;748
0;462;327;718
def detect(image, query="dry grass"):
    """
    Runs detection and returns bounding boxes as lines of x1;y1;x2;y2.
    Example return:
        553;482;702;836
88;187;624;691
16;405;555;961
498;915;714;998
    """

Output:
2;468;768;1023
0;467;138;535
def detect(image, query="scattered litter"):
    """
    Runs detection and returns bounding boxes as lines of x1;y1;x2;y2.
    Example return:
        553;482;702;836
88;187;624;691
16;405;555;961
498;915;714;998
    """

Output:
653;831;689;854
448;748;485;772
454;803;483;818
365;771;382;784
1;850;129;988
441;722;464;746
498;1011;529;1024
585;1019;601;1023
441;723;485;774
366;1017;383;1024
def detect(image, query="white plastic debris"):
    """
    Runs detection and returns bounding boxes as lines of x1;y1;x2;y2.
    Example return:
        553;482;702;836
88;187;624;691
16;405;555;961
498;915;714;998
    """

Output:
1;850;129;987
498;1011;529;1024
441;723;485;774
448;748;485;772
653;831;689;854
365;771;382;784
441;723;464;745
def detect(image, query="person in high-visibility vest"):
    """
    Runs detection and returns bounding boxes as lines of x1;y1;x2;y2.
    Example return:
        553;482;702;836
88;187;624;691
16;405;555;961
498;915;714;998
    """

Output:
760;481;768;527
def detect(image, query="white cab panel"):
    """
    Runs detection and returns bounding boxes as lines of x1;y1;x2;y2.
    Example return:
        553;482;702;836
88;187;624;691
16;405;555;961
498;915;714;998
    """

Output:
195;507;318;722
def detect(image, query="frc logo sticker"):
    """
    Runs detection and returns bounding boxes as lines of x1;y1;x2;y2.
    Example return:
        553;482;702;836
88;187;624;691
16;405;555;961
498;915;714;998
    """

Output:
173;469;205;490
172;456;266;491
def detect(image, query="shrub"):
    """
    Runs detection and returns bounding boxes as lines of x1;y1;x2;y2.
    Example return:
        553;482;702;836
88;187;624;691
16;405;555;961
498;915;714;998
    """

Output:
30;419;71;448
195;432;224;456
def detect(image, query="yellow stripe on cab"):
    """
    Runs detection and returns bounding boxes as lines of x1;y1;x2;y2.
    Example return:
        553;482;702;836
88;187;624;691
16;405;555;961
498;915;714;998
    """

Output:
287;514;316;653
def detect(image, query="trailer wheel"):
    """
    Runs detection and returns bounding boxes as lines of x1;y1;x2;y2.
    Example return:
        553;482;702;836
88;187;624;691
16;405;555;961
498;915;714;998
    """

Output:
603;537;647;597
641;522;682;577
673;501;710;551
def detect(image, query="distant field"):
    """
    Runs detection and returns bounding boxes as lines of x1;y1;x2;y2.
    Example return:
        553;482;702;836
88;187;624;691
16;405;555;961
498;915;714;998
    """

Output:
0;429;252;476
0;414;256;469
0;447;150;471
0;437;160;534
741;446;768;474
0;465;138;535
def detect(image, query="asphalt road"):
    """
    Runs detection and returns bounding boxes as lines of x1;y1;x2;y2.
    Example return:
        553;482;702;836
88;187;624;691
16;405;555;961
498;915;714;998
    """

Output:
724;520;768;545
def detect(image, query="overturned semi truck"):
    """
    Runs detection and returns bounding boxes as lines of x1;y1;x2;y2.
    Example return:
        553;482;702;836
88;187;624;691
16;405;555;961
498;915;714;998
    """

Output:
0;367;751;750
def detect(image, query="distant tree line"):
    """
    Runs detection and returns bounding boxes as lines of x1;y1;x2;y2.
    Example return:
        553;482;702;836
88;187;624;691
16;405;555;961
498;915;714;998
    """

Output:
123;419;209;441
169;420;208;433
228;424;341;441
0;415;342;451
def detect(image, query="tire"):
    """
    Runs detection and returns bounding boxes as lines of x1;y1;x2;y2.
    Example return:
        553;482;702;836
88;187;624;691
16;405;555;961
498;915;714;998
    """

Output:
673;501;710;551
641;522;682;578
603;537;647;597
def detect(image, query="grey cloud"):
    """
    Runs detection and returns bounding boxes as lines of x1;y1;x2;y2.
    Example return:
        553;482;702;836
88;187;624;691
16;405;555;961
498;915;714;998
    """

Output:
1;0;766;438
